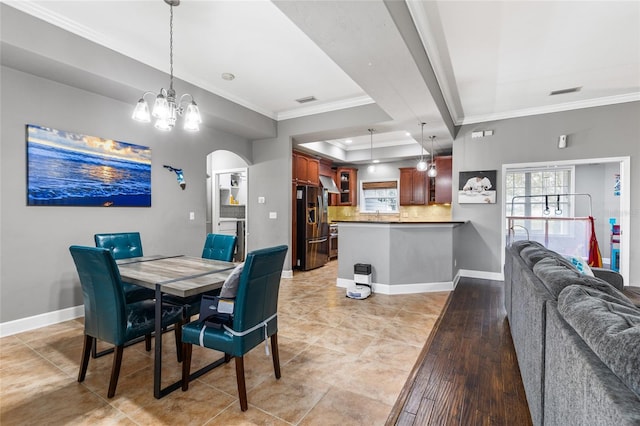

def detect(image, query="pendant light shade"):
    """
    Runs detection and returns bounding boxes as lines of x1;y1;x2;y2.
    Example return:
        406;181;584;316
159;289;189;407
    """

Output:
416;122;428;171
427;135;438;177
132;0;202;132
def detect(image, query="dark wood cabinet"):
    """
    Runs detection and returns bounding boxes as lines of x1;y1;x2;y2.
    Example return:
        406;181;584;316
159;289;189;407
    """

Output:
400;167;428;205
434;156;452;204
292;151;319;186
336;167;357;206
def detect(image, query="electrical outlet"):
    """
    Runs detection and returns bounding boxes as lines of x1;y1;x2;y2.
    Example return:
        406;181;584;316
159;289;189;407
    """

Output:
189;212;195;220
258;196;266;204
269;211;277;219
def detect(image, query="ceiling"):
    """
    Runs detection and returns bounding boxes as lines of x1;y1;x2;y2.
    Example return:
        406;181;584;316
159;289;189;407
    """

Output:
6;0;639;165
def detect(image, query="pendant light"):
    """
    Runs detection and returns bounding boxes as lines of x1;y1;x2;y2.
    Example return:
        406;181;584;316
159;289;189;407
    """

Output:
367;128;376;173
132;0;202;132
416;122;428;171
427;135;438;177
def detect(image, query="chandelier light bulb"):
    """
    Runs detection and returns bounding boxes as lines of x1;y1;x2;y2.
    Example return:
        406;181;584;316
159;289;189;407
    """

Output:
416;122;427;172
427;164;438;177
132;99;151;122
417;159;428;171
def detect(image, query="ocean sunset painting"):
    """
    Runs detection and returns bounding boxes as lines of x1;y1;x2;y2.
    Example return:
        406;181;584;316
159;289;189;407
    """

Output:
27;124;151;207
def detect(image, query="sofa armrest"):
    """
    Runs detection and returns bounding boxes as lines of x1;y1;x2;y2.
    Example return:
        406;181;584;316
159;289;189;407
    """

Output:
592;268;624;290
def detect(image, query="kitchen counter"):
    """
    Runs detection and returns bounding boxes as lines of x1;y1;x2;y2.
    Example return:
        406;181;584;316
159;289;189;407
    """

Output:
333;220;465;225
336;221;468;294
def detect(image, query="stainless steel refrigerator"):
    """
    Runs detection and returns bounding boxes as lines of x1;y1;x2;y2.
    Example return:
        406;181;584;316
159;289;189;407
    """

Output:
296;185;329;270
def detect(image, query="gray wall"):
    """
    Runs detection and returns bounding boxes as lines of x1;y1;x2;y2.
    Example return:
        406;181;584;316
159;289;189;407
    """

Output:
452;101;640;285
0;66;256;322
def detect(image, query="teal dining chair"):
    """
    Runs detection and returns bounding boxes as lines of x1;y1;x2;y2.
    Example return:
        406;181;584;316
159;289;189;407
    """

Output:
181;245;288;411
165;233;239;319
202;233;238;262
69;246;184;398
94;232;155;304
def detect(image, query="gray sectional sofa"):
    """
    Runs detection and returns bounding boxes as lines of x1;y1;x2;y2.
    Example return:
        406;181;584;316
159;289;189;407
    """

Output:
504;240;640;426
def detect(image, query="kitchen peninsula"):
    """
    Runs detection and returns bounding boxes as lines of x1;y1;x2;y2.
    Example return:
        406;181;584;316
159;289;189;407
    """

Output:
336;221;466;294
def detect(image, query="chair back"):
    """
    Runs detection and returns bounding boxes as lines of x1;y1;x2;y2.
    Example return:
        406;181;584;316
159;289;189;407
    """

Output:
202;233;237;262
232;245;288;349
94;232;143;260
69;246;128;345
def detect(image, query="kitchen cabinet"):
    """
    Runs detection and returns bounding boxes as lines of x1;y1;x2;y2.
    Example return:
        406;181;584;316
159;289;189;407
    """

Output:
336;167;357;206
292;152;319;186
400;168;428;205
434;156;452;204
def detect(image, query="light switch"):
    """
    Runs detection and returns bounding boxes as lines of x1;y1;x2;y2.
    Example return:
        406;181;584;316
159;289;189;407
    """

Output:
189;212;195;220
269;211;277;219
258;196;266;204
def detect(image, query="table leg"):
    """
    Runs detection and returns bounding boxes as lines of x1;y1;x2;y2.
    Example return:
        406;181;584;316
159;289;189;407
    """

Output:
154;283;163;399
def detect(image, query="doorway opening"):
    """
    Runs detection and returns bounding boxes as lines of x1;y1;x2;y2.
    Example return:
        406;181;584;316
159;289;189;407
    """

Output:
207;151;249;262
501;156;630;284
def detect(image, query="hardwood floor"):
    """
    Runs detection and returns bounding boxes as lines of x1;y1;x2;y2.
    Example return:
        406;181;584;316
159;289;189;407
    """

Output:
387;277;532;426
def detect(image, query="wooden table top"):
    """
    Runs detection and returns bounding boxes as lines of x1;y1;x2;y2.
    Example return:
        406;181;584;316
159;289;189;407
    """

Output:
117;255;236;298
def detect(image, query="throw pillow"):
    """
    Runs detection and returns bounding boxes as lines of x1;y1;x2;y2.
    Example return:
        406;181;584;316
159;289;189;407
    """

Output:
565;255;594;277
220;263;244;298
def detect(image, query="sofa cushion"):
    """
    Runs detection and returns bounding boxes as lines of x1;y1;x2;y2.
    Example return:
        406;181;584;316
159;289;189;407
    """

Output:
558;285;640;396
511;239;545;254
533;257;582;298
533;258;627;300
520;245;553;268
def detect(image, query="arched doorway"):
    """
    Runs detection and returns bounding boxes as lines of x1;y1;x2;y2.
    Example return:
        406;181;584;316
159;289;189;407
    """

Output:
207;150;249;261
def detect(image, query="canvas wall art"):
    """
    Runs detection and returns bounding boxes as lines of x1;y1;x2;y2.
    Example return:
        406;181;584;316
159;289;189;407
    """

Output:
458;170;497;204
27;124;151;206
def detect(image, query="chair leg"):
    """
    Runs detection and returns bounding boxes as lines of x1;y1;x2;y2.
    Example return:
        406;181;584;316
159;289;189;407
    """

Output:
145;334;151;352
174;321;183;363
224;353;232;363
235;355;248;411
181;343;192;391
107;345;124;398
78;334;93;382
91;337;98;358
270;333;281;379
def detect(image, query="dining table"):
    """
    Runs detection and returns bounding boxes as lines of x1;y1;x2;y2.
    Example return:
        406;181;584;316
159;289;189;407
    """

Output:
117;254;236;398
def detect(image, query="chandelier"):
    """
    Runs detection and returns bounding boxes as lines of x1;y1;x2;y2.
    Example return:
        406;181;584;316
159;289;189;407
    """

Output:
416;122;428;171
132;0;202;132
367;128;377;173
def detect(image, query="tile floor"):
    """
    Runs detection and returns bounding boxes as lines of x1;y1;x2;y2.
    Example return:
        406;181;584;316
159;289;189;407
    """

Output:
0;260;449;425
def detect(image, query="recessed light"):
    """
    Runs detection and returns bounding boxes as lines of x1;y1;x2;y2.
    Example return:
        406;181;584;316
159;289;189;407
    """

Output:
405;132;411;137
221;73;235;81
344;139;352;144
295;96;317;104
373;159;380;164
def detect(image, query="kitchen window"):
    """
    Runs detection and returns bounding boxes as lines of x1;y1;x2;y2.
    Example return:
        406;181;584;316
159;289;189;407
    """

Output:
359;180;399;213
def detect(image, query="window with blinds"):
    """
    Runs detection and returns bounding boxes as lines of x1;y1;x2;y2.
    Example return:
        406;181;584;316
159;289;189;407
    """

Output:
360;180;399;213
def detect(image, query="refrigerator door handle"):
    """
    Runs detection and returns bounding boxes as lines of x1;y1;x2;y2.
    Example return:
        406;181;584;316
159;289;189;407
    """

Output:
309;238;328;244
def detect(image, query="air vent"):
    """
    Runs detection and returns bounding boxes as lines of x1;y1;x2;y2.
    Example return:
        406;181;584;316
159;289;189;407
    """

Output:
549;86;582;96
295;96;317;104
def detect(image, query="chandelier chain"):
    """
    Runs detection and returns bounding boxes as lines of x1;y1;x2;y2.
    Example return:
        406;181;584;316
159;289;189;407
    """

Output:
169;4;174;91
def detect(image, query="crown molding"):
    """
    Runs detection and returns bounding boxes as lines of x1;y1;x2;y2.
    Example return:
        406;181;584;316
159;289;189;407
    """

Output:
460;93;640;125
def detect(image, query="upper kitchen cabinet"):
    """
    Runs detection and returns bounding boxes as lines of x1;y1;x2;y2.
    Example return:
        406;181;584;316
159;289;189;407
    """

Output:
292;151;319;186
399;168;428;205
434;156;452;204
337;167;357;206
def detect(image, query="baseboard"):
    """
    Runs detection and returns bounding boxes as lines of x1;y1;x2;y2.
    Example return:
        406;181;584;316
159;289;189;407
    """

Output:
0;305;84;338
336;278;455;295
282;269;293;279
457;269;504;281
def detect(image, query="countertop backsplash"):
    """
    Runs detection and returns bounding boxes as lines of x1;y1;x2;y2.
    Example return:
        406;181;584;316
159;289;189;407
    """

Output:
328;204;451;223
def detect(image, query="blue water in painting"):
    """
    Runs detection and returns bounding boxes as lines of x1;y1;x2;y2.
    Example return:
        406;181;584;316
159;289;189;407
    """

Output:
28;143;151;207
